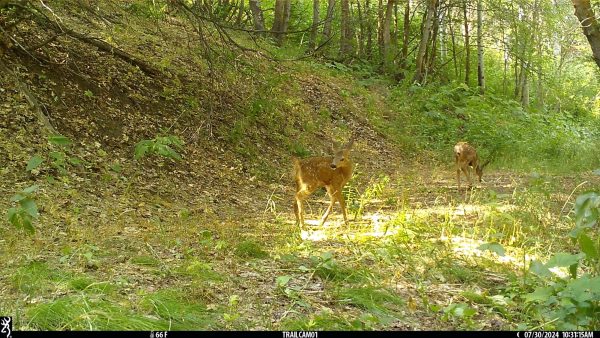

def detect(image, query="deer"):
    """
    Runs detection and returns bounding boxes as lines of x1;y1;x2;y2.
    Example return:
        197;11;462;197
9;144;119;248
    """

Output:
292;136;356;229
454;141;490;190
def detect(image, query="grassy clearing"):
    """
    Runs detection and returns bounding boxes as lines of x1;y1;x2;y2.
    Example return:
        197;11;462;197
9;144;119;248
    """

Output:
2;164;598;330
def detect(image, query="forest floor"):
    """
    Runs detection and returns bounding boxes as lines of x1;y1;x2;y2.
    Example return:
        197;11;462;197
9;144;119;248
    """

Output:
1;157;598;330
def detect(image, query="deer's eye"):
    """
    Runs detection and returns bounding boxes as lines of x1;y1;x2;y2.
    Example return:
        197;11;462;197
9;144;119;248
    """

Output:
340;158;345;161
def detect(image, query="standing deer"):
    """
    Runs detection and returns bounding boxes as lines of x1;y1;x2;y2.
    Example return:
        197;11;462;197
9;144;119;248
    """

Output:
454;141;490;190
293;136;355;229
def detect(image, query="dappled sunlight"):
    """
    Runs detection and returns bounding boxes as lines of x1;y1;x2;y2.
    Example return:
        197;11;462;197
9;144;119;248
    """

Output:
439;235;569;278
299;212;398;241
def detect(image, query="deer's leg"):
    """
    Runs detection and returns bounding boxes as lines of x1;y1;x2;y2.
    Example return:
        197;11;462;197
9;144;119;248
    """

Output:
319;187;336;227
294;199;300;226
467;166;474;187
295;191;309;229
461;166;471;188
335;190;349;226
456;166;462;190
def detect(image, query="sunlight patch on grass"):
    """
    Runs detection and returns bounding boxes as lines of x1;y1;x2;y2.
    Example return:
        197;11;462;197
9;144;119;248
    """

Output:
438;235;561;277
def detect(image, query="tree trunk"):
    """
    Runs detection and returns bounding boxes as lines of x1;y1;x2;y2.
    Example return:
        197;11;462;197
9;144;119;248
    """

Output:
502;29;508;95
356;0;365;57
308;0;320;50
272;0;285;42
439;4;446;62
322;0;336;43
448;6;459;78
340;0;354;58
400;0;410;68
463;0;470;86
476;0;484;93
521;66;529;107
426;0;439;75
366;0;374;59
282;0;292;40
377;0;384;59
382;0;395;70
572;0;600;69
413;0;437;83
249;0;265;33
393;1;399;49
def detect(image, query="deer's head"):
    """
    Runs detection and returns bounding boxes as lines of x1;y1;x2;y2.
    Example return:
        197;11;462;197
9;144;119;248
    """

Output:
330;136;355;169
476;159;491;182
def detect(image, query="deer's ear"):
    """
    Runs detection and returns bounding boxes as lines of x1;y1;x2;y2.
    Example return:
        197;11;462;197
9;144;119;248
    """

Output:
331;140;340;153
345;137;355;150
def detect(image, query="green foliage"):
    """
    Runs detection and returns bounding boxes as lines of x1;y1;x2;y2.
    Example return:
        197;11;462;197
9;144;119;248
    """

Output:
310;251;366;282
477;242;506;257
523;192;600;330
441;303;478;329
6;185;40;234
25;135;82;176
391;83;600;171
26;156;43;172
234;240;268;259
348;174;389;220
134;135;183;161
572;192;600;237
123;0;168;19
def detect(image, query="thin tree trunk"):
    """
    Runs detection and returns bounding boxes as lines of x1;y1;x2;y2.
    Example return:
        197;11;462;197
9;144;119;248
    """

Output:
536;1;543;107
378;0;384;59
439;3;446;62
356;0;365;57
448;6;459;78
413;0;437;83
463;0;470;86
308;0;320;50
502;28;508;95
393;1;399;49
366;0;374;59
401;0;410;68
426;0;440;75
476;0;484;93
514;58;520;98
521;65;529;107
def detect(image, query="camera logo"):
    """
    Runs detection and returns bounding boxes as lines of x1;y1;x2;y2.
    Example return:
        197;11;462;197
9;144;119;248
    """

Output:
0;317;12;338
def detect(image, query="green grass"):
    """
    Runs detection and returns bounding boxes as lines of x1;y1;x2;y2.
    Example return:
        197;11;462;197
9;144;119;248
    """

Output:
140;289;218;330
234;240;269;259
280;312;360;331
26;296;166;330
12;261;66;295
335;286;404;323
